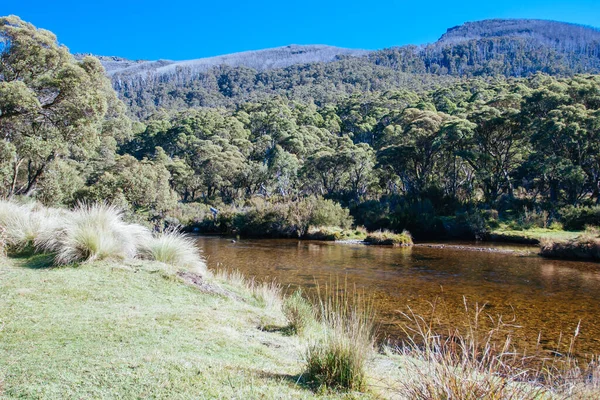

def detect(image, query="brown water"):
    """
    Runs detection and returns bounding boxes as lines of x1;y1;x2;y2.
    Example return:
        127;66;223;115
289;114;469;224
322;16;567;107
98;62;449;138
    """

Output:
196;236;600;358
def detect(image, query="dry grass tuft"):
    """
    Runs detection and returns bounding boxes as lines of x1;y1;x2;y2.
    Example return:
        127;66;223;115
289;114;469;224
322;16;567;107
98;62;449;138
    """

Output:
283;289;316;335
393;298;600;399
35;203;151;265
142;229;206;274
249;279;283;310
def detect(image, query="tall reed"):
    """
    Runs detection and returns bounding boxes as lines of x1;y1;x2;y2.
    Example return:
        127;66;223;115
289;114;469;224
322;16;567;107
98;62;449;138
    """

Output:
394;297;600;399
304;279;376;391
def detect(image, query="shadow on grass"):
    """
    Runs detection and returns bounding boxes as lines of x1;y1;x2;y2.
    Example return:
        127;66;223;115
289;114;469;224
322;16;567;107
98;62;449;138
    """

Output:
259;324;297;336
18;253;56;269
251;369;314;391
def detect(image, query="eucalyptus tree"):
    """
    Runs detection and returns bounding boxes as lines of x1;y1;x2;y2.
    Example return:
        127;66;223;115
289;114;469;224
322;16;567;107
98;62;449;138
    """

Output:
0;15;130;197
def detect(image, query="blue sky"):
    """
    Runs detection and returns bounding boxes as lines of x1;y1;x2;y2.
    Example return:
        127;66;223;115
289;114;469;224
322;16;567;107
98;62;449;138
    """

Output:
2;0;599;60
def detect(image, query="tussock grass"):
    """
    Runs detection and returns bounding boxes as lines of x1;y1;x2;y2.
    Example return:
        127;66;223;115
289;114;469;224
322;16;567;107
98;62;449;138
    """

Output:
0;201;50;252
0;200;206;271
213;267;247;287
212;268;283;310
142;229;207;273
249;279;283;310
283;289;316;335
365;229;413;246
304;280;375;391
304;226;368;241
393;298;600;399
36;203;151;265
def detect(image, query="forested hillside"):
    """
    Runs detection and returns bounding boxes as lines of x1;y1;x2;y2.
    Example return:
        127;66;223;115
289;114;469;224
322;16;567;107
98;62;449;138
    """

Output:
2;16;600;240
102;19;600;118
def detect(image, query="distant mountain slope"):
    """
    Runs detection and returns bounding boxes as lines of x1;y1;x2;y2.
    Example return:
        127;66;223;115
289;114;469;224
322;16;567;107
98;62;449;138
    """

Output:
95;19;600;118
438;19;600;50
95;45;367;77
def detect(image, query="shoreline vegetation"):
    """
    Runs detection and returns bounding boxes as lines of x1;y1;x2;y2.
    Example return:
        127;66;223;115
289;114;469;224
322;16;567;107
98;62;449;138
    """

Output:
2;16;600;268
1;202;600;397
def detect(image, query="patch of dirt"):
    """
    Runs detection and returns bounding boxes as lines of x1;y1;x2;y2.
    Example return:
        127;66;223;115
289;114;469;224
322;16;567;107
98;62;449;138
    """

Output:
177;271;244;301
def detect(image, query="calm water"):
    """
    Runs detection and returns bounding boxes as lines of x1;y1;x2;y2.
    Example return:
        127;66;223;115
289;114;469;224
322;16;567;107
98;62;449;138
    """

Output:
196;236;600;358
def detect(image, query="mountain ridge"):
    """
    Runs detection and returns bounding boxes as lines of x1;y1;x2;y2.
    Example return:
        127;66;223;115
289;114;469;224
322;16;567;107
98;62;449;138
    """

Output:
93;18;600;117
84;18;600;77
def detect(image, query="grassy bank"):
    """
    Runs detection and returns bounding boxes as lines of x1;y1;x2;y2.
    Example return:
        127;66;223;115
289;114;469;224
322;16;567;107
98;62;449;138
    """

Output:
540;228;600;261
2;257;599;398
1;201;599;398
489;227;583;244
364;230;413;246
0;258;309;398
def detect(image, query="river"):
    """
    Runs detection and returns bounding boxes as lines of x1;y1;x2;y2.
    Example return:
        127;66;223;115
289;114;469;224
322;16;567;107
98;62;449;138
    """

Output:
195;236;600;359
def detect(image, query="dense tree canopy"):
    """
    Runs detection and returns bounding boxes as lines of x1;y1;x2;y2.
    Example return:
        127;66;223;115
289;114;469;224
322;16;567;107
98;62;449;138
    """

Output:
2;16;600;238
0;16;131;199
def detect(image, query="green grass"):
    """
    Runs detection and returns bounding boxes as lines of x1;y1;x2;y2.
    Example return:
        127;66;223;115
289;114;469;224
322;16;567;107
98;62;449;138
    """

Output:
1;253;598;398
303;226;368;241
364;230;413;246
0;258;362;399
489;226;583;244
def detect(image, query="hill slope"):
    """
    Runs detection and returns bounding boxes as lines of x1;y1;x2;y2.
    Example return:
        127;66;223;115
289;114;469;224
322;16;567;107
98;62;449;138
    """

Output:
93;45;367;77
98;19;600;117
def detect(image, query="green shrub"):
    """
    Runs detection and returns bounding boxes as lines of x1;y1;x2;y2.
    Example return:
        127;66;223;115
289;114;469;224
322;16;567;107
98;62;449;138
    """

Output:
560;205;600;231
309;199;353;230
282;290;315;334
507;207;550;230
364;229;413;246
163;202;213;228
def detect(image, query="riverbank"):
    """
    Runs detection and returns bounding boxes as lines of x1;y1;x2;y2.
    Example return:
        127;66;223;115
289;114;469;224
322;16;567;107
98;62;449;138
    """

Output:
487;227;583;244
2;253;600;397
0;257;378;398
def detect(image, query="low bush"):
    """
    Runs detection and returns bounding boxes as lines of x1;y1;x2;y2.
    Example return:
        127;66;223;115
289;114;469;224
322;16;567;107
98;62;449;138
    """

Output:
560;205;600;231
364;229;413;246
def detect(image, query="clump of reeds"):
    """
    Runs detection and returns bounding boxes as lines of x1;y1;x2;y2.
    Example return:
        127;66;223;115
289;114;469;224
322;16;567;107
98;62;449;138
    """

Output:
540;226;600;261
304;280;375;391
393;298;600;399
142;229;207;274
282;289;315;334
365;229;413;246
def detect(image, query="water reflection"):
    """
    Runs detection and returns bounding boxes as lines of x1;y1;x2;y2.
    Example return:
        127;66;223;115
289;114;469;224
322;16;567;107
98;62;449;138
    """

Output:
196;236;600;358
